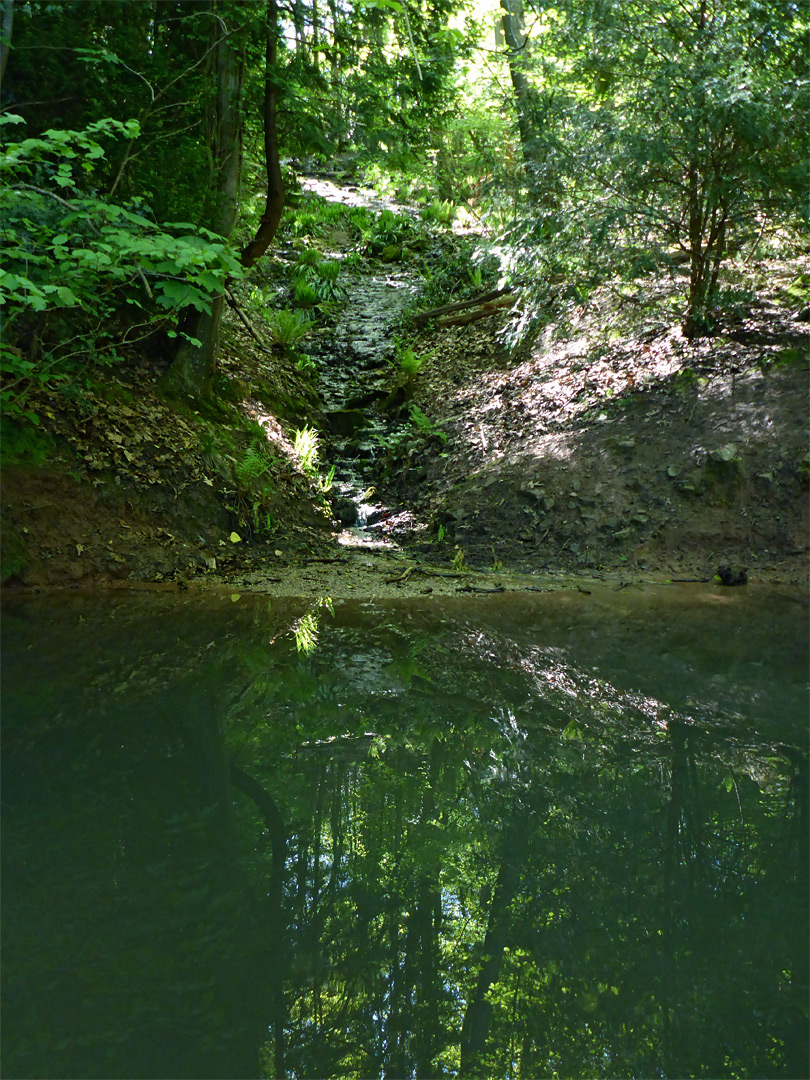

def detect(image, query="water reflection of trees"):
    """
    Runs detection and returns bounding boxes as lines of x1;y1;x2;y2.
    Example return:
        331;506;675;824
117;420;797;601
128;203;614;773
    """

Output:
221;618;807;1080
2;597;807;1079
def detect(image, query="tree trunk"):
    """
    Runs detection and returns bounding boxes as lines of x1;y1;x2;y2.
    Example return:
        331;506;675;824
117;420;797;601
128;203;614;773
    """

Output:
240;0;285;269
0;0;14;88
500;0;538;178
164;5;243;398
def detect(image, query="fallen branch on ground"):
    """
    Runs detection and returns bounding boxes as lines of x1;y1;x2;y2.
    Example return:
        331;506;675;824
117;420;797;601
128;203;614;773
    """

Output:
438;294;516;327
411;287;513;326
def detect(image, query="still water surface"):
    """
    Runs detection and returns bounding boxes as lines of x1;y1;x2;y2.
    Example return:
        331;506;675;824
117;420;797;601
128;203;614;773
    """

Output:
2;586;808;1079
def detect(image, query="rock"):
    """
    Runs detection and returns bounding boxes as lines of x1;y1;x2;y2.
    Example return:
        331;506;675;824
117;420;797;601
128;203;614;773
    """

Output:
333;498;358;525
326;410;370;436
717;565;747;586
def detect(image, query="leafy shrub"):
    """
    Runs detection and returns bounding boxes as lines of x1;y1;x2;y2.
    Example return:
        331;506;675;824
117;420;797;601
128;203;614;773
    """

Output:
371;209;414;245
235;445;274;490
0;116;243;418
296;247;321;268
410;404;446;444
316;260;340;284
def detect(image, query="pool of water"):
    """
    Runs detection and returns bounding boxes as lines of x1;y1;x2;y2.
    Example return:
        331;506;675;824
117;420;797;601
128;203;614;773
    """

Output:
2;585;808;1079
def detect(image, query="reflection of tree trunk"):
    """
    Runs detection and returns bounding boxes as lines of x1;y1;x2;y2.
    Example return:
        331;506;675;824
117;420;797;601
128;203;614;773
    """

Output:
660;720;704;1078
408;740;446;1077
229;764;286;891
228;763;289;1078
385;784;406;1079
663;721;704;888
311;761;327;1027
460;801;525;1075
177;694;238;875
409;874;444;1077
327;761;345;894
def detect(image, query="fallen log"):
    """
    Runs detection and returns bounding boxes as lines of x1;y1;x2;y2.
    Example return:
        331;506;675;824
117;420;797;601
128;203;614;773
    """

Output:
438;294;516;327
411;287;512;325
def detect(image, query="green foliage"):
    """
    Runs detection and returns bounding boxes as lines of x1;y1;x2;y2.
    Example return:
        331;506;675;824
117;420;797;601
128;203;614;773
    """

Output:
410;404;446;444
291;252;345;303
496;0;809;341
267;308;314;350
296;247;322;268
0;118;242;416
293;280;319;308
420;197;457;226
316;260;341;284
0;415;53;465
418;239;499;310
234;445;274;491
370;208;414;245
396;346;424;381
293;424;320;476
451;544;468;571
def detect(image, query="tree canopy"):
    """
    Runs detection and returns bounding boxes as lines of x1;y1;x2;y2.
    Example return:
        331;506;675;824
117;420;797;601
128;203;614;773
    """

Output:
3;0;805;409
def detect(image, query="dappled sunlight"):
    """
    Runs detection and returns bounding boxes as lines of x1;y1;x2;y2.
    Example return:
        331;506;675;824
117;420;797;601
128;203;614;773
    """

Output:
298;174;414;218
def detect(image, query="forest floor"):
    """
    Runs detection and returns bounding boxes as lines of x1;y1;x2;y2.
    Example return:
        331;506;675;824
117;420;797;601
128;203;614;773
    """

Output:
2;194;808;598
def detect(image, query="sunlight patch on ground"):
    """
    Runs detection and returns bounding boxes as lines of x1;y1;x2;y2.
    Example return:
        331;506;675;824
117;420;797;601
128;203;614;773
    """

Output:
242;400;297;458
335;529;397;550
298;175;413;217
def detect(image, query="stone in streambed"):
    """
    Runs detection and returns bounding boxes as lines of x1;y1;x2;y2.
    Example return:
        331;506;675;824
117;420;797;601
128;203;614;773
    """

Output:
333;498;359;525
325;409;370;436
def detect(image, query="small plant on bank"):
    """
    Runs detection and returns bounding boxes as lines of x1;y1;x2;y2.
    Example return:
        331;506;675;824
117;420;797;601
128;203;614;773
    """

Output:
410;404;446;444
313;259;346;300
267;308;314;350
421;198;457;226
397;346;424;381
290;211;320;237
293;280;319;308
294;424;320;475
371;209;414;246
341;251;365;270
293;424;335;493
296;354;317;374
235;444;273;488
231;441;279;538
269;308;314;349
451;545;468;571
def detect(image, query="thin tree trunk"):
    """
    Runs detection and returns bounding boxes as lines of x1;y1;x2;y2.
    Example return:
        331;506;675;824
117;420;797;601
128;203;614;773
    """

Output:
500;0;537;178
164;5;243;397
241;0;285;269
0;0;14;89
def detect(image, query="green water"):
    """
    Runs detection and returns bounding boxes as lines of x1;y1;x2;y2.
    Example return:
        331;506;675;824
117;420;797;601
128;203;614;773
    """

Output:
2;586;807;1080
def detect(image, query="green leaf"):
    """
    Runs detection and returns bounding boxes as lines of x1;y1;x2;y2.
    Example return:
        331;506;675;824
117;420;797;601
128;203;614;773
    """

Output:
55;286;79;306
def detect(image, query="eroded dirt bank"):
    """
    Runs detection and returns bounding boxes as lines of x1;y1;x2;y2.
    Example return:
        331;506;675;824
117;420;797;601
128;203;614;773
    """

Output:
2;238;808;597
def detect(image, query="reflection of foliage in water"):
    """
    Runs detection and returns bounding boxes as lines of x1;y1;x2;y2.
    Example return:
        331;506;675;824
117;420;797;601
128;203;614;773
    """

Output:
291;597;334;655
1;593;807;1080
